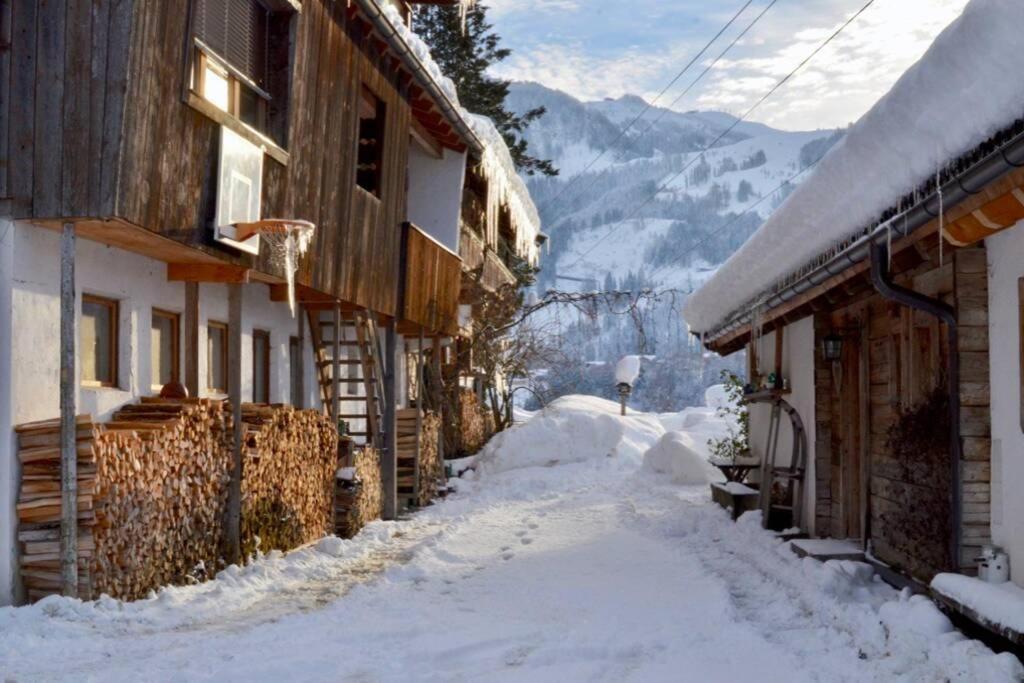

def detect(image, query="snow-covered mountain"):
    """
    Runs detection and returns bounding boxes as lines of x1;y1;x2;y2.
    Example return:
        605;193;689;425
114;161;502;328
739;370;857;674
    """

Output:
507;82;843;410
508;82;842;294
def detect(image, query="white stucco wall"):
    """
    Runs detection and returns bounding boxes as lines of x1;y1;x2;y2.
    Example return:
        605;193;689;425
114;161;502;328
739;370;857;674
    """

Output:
985;223;1024;586
407;144;466;253
748;316;818;535
0;222;323;604
0;217;16;606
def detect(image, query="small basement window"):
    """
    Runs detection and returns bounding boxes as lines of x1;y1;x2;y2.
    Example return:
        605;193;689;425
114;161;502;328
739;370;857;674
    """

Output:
151;309;181;391
357;86;386;197
207;321;229;394
252;329;271;403
191;0;295;146
81;295;119;388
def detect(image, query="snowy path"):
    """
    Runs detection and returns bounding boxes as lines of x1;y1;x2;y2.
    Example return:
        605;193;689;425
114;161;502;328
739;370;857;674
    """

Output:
1;397;1020;682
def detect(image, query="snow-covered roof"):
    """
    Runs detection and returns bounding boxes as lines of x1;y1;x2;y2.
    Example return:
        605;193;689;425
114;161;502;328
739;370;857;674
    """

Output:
684;0;1024;334
465;114;543;265
377;1;542;265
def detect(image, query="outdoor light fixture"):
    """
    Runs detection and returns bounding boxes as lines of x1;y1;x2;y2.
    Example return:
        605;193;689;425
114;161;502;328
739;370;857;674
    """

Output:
822;334;844;362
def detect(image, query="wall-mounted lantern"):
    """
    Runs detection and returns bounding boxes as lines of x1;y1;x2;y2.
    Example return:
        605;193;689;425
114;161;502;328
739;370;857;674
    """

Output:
822;333;844;362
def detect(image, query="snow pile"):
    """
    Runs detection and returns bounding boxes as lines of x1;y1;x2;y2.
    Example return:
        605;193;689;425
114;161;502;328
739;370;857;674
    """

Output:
684;0;1024;333
465;113;543;265
932;572;1024;635
378;2;460;105
474;395;664;474
614;354;641;386
642;431;723;485
703;383;731;410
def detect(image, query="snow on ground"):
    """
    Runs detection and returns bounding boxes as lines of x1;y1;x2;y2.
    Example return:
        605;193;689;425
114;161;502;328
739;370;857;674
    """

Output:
1;396;1020;682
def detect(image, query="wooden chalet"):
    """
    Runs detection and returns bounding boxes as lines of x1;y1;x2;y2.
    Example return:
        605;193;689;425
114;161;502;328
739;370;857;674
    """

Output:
685;1;1024;639
0;0;539;604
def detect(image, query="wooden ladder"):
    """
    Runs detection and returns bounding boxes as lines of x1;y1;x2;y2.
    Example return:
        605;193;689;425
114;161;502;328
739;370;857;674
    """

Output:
306;308;385;449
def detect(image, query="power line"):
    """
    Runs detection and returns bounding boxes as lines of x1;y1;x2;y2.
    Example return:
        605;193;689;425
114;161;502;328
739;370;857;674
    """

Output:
537;0;755;214
624;0;781;160
646;152;826;281
545;0;781;226
559;0;877;272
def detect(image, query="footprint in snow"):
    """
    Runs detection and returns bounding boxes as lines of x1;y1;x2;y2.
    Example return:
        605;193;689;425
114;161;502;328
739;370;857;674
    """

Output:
502;552;514;561
520;538;533;546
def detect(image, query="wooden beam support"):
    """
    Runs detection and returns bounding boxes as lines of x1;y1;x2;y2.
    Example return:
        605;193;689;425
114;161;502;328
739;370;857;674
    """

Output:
296;304;306;409
168;263;251;283
225;283;243;565
184;282;200;397
382;321;398;520
59;222;78;598
332;305;341;425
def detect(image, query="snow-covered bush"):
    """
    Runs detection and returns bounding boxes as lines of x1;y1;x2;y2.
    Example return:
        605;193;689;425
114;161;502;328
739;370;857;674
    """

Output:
642;431;723;485
707;371;749;462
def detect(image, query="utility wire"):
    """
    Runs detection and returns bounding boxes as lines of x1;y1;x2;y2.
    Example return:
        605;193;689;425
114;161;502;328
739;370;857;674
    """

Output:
559;0;877;273
625;0;780;160
537;0;755;214
646;151;827;282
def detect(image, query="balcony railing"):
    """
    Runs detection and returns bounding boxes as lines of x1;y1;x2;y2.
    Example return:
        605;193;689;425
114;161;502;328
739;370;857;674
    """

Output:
401;223;462;336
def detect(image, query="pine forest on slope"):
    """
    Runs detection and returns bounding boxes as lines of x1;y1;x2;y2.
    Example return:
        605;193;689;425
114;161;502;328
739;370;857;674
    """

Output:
508;82;844;410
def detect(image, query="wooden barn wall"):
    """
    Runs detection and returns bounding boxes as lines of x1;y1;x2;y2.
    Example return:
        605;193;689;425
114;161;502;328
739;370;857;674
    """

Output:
815;245;991;580
403;225;460;336
8;0;413;317
5;0;134;219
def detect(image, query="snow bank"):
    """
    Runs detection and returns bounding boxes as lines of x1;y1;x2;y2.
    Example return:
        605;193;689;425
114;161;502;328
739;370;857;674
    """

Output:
684;0;1024;333
474;395;664;475
932;572;1024;635
704;384;731;410
642;431;723;485
614;355;641;386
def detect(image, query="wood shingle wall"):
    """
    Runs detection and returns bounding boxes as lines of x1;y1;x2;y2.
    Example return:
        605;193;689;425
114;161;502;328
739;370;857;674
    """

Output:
4;0;419;317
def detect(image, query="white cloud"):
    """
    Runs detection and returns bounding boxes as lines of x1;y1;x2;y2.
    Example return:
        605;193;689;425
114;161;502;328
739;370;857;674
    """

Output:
488;0;972;130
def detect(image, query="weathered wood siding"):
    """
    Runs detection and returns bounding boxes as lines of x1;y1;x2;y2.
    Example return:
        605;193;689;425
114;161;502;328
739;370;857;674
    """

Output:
815;245;991;580
5;0;413;316
403;224;460;336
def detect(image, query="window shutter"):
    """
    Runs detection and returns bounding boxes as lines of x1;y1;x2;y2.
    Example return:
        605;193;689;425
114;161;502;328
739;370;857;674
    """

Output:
194;0;268;87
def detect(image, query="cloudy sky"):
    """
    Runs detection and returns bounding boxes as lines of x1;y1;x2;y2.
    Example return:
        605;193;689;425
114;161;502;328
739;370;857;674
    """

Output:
486;0;970;131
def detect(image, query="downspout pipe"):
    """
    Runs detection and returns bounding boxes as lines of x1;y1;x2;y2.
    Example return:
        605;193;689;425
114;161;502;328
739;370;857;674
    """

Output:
703;126;1024;343
869;242;962;572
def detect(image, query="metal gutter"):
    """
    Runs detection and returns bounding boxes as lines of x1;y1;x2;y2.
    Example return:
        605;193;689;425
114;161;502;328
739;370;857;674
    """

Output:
704;127;1024;343
869;242;962;572
355;0;485;157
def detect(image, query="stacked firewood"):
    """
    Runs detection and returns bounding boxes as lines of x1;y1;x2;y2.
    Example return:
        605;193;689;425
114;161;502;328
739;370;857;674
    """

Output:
414;412;445;508
16;400;337;602
16;399;232;601
457;389;494;456
335;448;383;539
239;404;337;557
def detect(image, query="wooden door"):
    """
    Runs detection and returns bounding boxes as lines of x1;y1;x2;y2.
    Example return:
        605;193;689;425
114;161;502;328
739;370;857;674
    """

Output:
830;313;868;540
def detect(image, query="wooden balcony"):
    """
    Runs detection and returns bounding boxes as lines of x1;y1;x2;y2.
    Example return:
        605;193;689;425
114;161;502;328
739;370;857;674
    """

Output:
400;223;462;337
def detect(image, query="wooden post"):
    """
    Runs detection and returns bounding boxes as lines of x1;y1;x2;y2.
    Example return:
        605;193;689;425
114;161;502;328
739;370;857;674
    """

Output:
59;222;78;598
332;305;341;424
225;283;243;564
432;336;445;468
413;327;424;504
296;304;305;409
184;282;200;397
382;321;398;520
